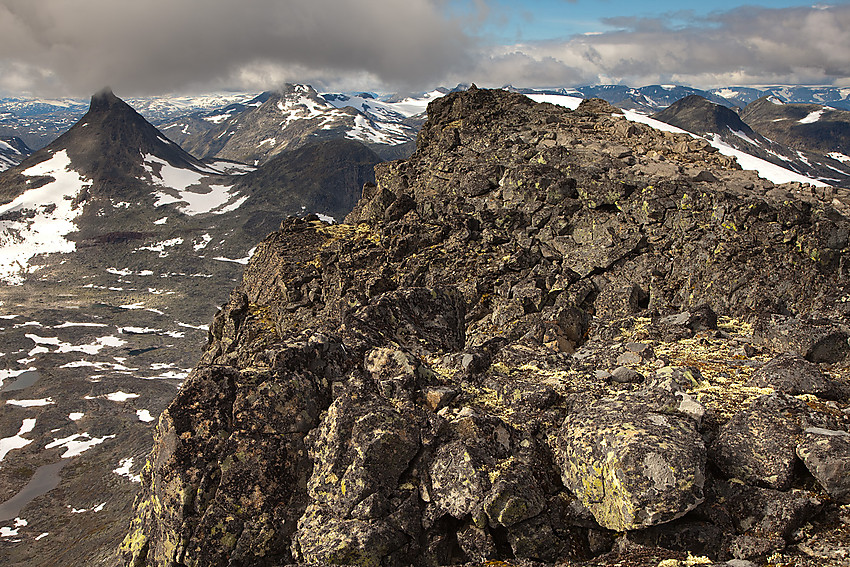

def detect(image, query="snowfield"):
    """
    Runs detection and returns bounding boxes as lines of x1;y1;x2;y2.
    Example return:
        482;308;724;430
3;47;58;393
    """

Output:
143;154;247;216
0;150;92;284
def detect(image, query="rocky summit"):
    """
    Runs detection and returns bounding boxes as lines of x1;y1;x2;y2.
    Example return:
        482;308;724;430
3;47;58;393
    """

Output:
120;87;850;567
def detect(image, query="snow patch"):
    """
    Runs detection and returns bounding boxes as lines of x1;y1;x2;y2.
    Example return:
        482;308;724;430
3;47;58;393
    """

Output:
828;152;850;163
25;333;126;355
715;89;740;100
6;398;54;407
137;409;155;423
45;433;116;458
193;233;212;251
708;134;829;187
0;418;36;462
203;114;231;124
0;150;92;284
728;127;760;146
526;93;584;110
84;391;139;402
213;246;256;265
0;518;27;538
799;109;826;124
113;457;141;483
54;322;108;329
137;237;184;257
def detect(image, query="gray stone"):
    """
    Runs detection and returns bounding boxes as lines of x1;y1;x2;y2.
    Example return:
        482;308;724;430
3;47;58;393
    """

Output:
610;366;643;384
748;353;848;399
555;390;706;531
797;427;850;503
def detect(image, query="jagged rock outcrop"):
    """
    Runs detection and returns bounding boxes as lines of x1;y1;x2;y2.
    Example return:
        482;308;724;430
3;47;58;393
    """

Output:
121;87;850;566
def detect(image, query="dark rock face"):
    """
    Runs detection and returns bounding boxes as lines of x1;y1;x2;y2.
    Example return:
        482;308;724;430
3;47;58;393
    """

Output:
121;88;850;566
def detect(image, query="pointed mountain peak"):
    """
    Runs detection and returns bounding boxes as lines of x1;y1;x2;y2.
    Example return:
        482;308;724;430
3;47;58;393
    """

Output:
89;87;125;112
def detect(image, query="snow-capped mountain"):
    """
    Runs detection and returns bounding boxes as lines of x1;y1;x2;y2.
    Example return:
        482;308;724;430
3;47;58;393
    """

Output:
0;137;31;172
173;84;421;164
0;88;250;284
0;89;381;564
740;96;850;157
652;95;850;188
710;86;850;111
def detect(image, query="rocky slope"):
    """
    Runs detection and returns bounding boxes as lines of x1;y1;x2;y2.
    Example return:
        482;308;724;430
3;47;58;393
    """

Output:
121;87;850;567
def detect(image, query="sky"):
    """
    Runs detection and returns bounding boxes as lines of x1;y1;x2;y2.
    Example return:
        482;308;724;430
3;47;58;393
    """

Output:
0;0;848;97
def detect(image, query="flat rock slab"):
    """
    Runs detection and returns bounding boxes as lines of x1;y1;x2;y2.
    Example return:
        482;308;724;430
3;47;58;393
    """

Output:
797;427;850;503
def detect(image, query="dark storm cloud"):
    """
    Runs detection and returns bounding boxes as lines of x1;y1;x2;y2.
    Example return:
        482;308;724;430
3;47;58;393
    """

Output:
467;4;850;88
0;0;478;95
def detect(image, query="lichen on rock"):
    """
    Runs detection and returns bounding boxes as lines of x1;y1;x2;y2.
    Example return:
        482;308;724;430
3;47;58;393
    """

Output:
121;87;850;567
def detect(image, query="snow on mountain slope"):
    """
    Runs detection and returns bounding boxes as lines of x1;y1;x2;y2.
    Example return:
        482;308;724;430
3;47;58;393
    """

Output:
0;150;92;284
142;154;247;216
0;137;31;172
529;93;829;188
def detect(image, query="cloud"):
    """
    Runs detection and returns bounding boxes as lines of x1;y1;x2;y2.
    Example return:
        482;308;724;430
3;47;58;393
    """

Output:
462;4;850;89
0;2;848;96
0;0;478;96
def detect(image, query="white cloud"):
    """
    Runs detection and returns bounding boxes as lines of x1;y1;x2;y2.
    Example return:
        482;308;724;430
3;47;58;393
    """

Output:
460;5;850;89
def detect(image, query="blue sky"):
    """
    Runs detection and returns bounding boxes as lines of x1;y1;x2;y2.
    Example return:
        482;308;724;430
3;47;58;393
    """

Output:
468;0;832;41
0;0;848;96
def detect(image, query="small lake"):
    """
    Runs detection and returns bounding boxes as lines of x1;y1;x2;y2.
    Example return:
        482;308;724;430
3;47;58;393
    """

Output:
1;370;41;393
0;460;66;522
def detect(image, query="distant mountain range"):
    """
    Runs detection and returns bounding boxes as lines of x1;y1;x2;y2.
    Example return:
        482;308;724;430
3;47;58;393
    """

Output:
3;83;848;155
510;84;850;113
163;84;426;164
651;95;850;188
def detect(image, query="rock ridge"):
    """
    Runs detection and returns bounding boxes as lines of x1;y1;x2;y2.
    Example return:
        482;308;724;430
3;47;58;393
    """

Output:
121;87;850;566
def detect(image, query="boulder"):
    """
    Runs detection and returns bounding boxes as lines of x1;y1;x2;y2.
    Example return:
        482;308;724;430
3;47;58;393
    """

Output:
709;394;804;490
796;427;850;503
747;353;848;399
556;389;706;531
753;315;850;363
